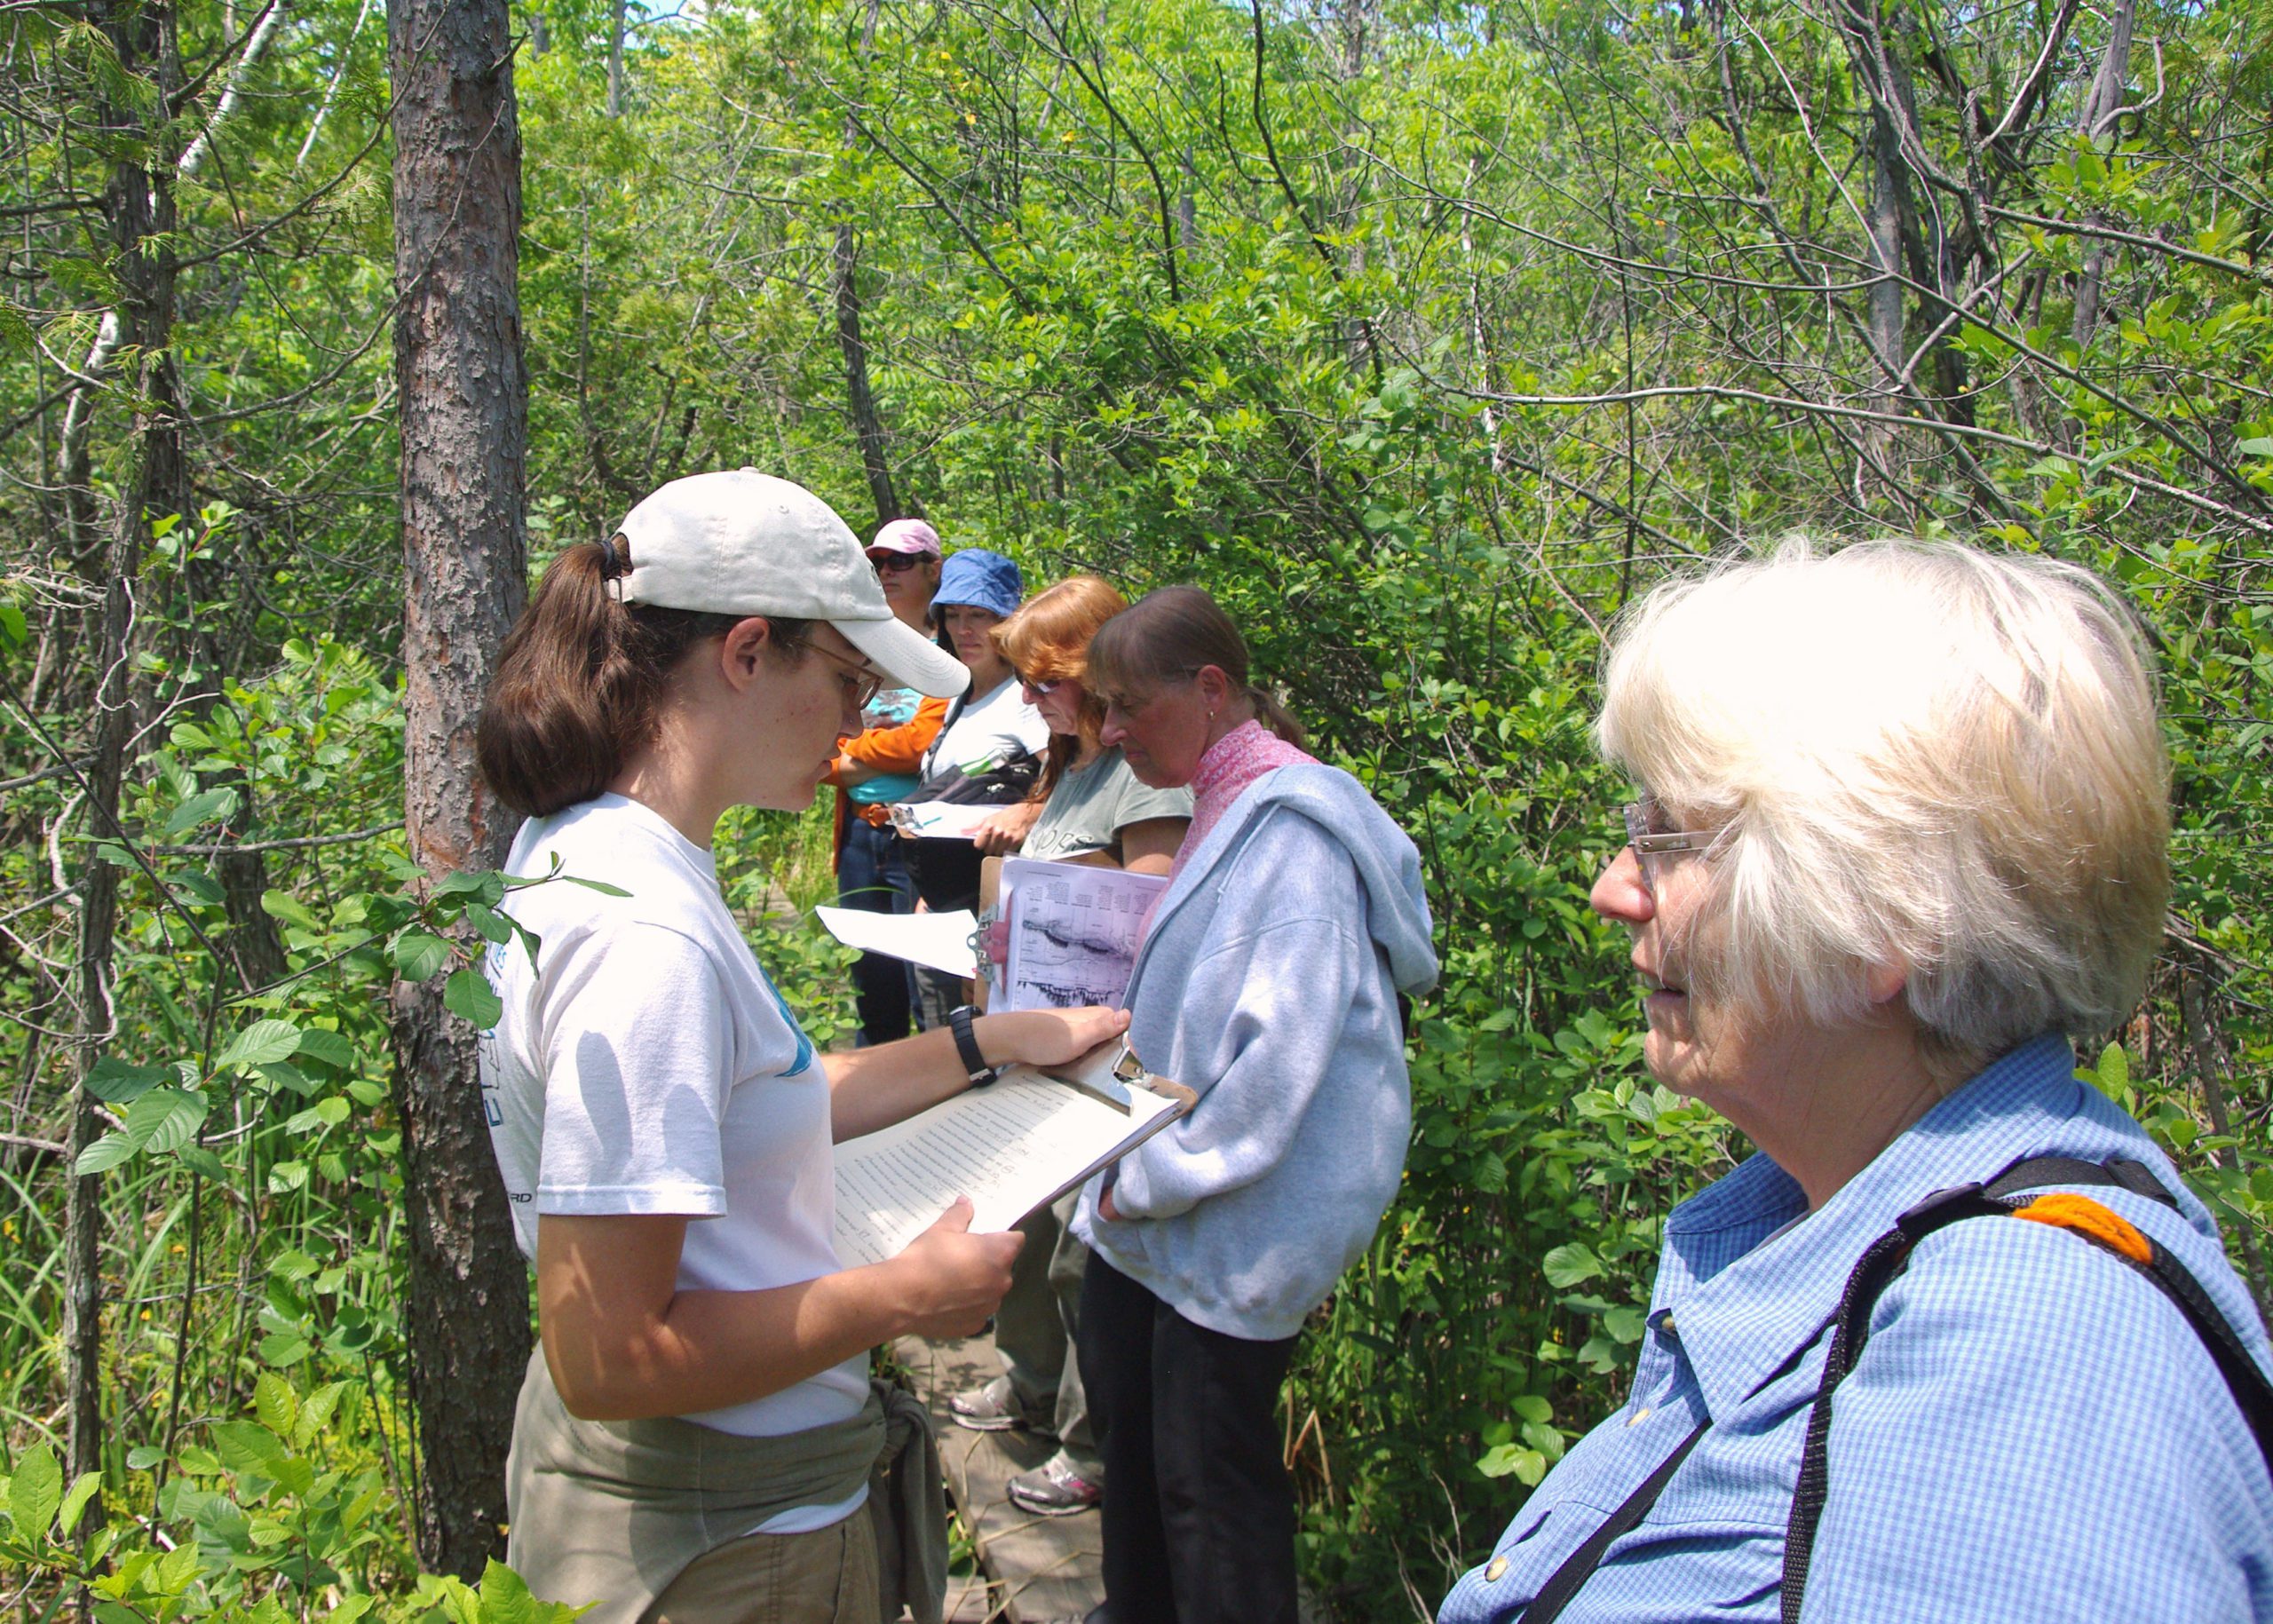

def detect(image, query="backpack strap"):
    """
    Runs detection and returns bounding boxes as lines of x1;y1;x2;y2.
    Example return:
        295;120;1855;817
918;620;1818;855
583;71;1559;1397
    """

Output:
1778;1156;2273;1623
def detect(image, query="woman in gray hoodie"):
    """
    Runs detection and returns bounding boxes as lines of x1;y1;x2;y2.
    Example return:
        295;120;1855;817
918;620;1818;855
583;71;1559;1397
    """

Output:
1069;587;1439;1624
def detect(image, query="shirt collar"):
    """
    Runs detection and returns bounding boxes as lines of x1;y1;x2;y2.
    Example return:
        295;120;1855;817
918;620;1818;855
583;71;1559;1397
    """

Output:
1660;1033;2085;1418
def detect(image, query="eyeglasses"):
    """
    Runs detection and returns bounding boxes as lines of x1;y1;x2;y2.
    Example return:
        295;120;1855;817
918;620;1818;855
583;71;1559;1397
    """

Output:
1017;669;1063;697
1621;795;1716;898
813;644;887;710
869;553;925;575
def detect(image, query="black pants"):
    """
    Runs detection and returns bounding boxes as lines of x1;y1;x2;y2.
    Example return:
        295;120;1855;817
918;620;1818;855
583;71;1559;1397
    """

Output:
1079;1254;1298;1624
837;816;915;1046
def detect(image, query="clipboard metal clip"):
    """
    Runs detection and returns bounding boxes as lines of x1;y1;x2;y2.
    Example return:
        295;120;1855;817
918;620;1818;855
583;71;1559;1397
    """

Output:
1045;1041;1144;1114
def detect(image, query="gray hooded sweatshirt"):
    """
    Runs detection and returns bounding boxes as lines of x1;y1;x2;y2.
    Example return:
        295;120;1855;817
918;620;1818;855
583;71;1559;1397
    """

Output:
1071;763;1439;1341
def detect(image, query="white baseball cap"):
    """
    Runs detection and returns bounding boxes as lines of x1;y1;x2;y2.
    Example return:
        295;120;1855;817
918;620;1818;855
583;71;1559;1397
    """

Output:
615;470;969;700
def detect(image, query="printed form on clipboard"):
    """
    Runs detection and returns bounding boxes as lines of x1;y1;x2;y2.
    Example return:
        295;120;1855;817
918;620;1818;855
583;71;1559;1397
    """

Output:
994;856;1168;1011
832;1039;1192;1268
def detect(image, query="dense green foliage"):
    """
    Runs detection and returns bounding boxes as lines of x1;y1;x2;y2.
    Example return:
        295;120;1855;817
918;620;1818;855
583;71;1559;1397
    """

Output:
4;0;2270;1615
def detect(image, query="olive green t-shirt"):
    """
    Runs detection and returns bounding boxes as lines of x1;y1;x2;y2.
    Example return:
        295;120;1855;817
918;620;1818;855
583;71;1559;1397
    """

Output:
1023;748;1193;866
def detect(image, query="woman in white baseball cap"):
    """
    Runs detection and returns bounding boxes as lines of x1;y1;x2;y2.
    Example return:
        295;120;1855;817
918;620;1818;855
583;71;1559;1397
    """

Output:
472;470;1127;1624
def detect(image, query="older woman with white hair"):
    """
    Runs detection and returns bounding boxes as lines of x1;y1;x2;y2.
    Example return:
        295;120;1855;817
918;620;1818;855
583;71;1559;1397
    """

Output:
1440;539;2273;1624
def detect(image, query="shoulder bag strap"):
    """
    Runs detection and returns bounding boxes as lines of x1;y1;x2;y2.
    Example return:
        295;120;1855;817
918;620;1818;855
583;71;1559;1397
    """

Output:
1779;1156;2273;1623
1516;1420;1709;1624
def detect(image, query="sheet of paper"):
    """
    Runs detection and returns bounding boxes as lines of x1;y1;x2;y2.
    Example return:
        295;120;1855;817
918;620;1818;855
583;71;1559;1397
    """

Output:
888;801;998;841
815;905;978;977
832;1062;1182;1267
997;857;1168;1011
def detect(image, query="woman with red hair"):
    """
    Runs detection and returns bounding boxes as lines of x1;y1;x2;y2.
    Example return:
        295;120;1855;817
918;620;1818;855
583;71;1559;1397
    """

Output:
947;576;1192;1519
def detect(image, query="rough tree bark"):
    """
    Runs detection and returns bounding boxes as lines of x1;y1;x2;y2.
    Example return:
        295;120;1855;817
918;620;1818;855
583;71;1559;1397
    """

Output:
386;0;533;1577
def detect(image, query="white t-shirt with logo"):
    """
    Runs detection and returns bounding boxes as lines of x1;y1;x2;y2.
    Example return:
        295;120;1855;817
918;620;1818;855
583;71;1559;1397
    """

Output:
479;794;867;1447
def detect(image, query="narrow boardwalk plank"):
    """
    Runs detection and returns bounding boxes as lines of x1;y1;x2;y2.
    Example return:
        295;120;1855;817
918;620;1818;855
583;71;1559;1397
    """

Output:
897;1334;1103;1624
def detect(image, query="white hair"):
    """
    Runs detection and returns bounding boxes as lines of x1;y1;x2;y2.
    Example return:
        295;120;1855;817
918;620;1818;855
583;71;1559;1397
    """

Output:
1596;537;2170;1079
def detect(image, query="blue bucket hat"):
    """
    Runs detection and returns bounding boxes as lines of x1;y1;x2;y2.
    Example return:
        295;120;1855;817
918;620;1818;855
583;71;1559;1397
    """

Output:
932;549;1024;621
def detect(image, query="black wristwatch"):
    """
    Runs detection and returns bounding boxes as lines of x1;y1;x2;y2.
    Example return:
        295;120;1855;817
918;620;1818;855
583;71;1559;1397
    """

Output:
947;1004;1002;1087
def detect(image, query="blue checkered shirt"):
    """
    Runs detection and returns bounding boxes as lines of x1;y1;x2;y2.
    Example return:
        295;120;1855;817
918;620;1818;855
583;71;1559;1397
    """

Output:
1439;1034;2273;1622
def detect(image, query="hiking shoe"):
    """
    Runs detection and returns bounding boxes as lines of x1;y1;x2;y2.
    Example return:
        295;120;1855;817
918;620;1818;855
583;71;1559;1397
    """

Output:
948;1374;1044;1432
1008;1453;1104;1517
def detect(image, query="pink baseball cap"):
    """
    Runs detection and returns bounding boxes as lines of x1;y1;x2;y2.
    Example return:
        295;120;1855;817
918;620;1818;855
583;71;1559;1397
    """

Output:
867;518;943;560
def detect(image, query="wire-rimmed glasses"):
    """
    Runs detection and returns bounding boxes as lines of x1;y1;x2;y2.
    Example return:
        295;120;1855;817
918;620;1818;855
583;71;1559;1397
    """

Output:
1620;795;1716;898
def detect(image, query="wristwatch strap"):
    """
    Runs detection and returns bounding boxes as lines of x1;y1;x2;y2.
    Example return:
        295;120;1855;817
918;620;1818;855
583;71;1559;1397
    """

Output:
948;1004;1001;1087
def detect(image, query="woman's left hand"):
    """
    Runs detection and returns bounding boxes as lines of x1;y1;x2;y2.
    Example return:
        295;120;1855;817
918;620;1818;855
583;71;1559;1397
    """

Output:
978;1005;1130;1070
971;800;1043;855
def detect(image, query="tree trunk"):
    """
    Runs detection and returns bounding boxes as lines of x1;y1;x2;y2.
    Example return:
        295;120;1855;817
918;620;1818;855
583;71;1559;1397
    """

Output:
834;0;895;530
606;0;626;115
835;223;898;528
65;0;184;1533
2071;0;2134;349
387;0;533;1578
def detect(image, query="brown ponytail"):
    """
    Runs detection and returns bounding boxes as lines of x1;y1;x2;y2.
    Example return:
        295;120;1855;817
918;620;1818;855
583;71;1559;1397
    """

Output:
1085;585;1308;749
477;538;813;818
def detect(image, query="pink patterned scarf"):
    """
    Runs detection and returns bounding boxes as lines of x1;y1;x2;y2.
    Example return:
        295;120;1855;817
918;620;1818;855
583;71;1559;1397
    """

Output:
1169;720;1318;881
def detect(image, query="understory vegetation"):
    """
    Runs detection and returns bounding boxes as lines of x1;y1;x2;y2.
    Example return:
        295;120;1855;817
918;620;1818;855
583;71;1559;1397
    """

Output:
4;0;2269;1616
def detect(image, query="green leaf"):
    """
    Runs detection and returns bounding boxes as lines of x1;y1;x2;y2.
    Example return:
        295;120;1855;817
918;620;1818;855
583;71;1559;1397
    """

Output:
1540;1242;1603;1288
126;1446;167;1470
559;875;632;897
255;1373;298;1438
10;1444;60;1538
434;870;505;906
127;1087;210;1154
294;1029;356;1072
1603;1305;1648;1343
86;1058;169;1104
283;1097;349;1135
1476;1442;1547;1485
210;1422;287;1475
0;602;25;647
475;1557;543;1624
257;1058;316;1097
445;969;504;1030
162;787;240;838
463;903;514;945
75;1132;139;1176
2238;437;2273;458
262;890;325;931
218;1018;302;1071
393;930;453;983
2091;1043;2130;1097
174;1145;226;1180
57;1471;100;1536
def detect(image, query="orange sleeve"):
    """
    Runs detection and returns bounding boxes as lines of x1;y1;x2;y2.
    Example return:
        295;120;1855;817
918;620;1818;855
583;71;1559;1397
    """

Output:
836;695;950;776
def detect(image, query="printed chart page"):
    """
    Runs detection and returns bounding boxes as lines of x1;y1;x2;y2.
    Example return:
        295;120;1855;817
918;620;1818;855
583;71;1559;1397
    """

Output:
998;857;1168;1011
833;1055;1186;1267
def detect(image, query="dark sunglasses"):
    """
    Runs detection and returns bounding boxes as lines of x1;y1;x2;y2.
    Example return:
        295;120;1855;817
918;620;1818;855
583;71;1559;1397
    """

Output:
869;553;926;574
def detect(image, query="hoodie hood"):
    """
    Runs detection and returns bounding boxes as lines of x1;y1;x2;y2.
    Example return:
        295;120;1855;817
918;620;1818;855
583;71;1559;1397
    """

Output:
1161;761;1439;996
